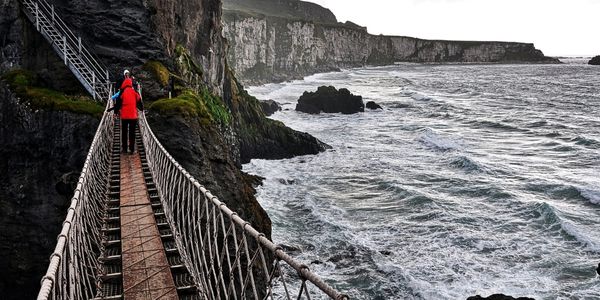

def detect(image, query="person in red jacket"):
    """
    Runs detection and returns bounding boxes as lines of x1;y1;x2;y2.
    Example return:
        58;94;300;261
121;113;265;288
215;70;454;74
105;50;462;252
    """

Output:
113;77;143;154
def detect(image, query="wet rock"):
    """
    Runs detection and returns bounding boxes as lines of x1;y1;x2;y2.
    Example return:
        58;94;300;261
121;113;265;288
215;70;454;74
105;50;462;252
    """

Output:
366;101;382;110
260;99;282;116
596;262;600;275
379;250;393;256
589;56;600;65
277;178;296;185
296;86;364;114
467;294;535;300
278;244;302;254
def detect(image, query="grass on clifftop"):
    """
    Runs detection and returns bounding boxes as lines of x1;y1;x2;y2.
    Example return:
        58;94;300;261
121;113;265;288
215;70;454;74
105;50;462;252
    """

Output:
2;69;104;117
149;88;231;125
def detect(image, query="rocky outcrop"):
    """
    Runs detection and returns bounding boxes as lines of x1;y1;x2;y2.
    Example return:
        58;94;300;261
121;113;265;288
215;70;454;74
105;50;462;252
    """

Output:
366;101;382;110
296;86;364;114
589;56;600;65
222;1;560;84
259;99;281;116
467;294;535;300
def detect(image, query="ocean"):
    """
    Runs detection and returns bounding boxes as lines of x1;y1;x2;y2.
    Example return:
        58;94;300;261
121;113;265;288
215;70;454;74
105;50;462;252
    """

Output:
244;59;600;299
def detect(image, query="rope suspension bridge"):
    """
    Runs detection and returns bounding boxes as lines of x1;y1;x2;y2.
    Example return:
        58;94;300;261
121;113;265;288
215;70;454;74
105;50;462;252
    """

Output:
21;1;348;299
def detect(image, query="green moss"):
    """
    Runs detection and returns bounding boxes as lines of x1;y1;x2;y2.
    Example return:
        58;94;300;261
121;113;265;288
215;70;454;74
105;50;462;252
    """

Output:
149;88;231;125
2;69;103;117
199;87;231;125
143;60;170;86
148;98;198;117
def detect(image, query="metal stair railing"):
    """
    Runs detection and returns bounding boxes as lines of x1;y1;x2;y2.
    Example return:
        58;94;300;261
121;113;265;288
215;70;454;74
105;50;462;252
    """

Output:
21;0;111;101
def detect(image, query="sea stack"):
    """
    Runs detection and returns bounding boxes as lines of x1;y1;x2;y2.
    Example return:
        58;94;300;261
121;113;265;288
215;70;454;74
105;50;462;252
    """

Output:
296;86;364;114
588;56;600;65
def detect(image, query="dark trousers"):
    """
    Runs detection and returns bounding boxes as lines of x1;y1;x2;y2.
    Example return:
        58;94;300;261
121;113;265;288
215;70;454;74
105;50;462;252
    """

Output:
121;119;137;152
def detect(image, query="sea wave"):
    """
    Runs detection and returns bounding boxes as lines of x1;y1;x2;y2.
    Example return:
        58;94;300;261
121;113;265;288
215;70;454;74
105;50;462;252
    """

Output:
570;135;600;149
449;155;487;173
535;202;600;252
417;128;462;152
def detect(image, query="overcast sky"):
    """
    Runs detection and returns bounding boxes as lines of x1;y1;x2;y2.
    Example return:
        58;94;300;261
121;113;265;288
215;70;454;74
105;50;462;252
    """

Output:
308;0;599;56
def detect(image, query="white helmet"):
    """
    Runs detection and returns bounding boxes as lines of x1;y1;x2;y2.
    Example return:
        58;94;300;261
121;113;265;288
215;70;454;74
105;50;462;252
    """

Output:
123;69;130;76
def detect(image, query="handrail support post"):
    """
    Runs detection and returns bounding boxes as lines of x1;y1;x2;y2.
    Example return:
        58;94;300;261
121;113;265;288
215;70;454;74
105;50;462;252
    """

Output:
35;2;39;31
63;35;67;65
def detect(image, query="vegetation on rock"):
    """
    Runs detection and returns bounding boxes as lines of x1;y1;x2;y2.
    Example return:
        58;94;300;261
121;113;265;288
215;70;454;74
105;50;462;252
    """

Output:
2;69;103;117
149;88;231;126
143;60;170;86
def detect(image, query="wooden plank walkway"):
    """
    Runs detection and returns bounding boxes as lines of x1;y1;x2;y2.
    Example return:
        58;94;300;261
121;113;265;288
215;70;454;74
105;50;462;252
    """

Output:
120;152;179;300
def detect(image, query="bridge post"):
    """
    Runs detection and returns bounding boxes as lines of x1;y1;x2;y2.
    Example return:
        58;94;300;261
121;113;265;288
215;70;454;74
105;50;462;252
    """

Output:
35;2;39;31
63;35;67;65
106;70;110;97
93;73;96;101
78;37;82;55
51;5;55;25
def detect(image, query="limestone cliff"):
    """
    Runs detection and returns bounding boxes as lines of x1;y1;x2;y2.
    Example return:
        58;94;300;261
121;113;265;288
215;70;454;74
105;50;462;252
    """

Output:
222;1;559;84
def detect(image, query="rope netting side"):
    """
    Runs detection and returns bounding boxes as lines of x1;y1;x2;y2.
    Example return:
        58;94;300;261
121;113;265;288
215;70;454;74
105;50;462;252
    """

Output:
139;114;348;300
37;104;114;300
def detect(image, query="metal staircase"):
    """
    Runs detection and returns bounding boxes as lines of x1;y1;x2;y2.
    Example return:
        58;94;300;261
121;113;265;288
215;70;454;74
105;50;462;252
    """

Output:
21;0;111;101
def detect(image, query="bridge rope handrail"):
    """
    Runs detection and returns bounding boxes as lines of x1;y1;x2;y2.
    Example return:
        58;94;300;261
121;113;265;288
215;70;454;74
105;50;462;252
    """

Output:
37;97;114;300
24;1;348;298
138;113;349;299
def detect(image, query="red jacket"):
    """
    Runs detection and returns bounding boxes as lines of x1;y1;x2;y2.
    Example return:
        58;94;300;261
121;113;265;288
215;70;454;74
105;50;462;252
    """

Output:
119;79;142;120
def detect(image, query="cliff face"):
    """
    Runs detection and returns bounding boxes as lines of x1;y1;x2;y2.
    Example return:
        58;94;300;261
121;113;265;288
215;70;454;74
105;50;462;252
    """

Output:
0;0;328;299
222;5;559;84
0;83;99;299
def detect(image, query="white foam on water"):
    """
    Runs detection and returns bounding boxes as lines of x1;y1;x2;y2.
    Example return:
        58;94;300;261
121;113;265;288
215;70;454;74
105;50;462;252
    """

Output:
243;64;600;299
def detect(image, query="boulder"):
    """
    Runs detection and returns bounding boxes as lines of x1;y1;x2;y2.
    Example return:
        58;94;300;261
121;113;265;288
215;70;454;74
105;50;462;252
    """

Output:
467;294;535;300
260;99;282;116
366;101;382;110
588;56;600;65
295;86;364;114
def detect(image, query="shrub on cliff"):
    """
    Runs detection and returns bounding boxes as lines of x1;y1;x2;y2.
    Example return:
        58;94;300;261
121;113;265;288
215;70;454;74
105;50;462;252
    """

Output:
295;85;364;114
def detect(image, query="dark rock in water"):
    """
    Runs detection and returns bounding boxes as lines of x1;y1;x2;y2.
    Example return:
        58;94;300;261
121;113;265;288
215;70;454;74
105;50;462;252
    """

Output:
467;294;535;300
260;99;282;116
296;86;364;114
589;56;600;65
379;250;393;256
278;243;302;254
596;262;600;275
366;101;382;110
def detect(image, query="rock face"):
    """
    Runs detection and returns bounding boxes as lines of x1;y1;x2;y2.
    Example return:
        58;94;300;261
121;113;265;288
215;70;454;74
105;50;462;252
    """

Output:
0;0;329;299
589;56;600;65
260;99;282;116
0;83;99;299
222;0;560;84
296;86;364;114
